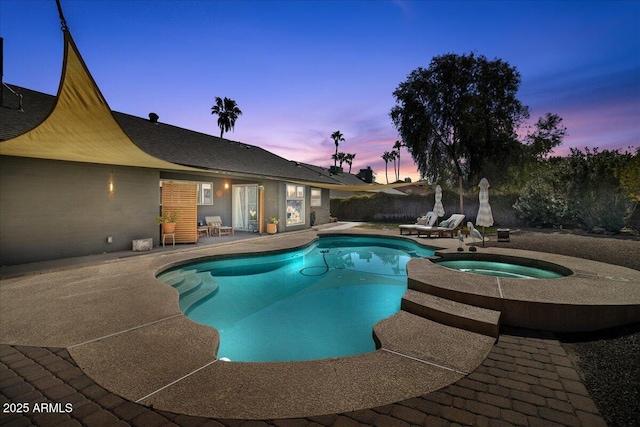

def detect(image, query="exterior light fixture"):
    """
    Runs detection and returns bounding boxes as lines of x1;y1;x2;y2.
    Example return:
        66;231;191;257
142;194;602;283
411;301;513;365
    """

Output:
224;182;229;190
108;166;115;194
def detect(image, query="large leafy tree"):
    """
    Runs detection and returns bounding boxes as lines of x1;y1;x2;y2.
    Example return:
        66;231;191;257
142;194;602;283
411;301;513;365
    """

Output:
390;53;530;193
211;97;242;138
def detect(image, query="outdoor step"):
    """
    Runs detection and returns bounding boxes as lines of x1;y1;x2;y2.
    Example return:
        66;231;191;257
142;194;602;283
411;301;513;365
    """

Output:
156;269;187;286
179;277;219;313
172;270;202;295
157;268;199;287
401;289;501;338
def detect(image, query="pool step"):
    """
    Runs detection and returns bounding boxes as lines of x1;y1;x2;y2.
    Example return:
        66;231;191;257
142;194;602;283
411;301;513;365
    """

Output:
179;273;219;313
157;268;198;288
401;289;501;338
172;271;202;295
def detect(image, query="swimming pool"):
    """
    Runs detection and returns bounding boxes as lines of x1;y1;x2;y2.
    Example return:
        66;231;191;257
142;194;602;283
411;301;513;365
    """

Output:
157;235;435;362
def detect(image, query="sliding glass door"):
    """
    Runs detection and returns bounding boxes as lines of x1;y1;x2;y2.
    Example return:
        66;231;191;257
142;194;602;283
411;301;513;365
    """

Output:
232;184;258;231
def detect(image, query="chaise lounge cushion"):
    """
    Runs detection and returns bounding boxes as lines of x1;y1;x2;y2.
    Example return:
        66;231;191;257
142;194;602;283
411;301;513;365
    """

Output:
416;214;465;237
399;212;437;235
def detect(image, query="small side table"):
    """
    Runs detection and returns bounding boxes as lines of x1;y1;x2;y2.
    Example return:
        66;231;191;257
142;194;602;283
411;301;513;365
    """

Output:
497;228;510;242
197;226;210;238
162;233;176;247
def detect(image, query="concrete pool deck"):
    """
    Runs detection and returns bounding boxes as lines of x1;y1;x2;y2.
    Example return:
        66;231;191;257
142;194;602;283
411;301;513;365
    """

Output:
1;223;638;423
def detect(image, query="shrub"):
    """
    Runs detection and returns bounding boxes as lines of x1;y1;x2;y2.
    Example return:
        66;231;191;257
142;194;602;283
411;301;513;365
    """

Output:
513;148;635;232
572;188;631;232
513;177;567;227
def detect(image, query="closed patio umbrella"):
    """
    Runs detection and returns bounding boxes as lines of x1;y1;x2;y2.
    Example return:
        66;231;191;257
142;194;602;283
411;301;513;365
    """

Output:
475;178;494;247
433;185;445;218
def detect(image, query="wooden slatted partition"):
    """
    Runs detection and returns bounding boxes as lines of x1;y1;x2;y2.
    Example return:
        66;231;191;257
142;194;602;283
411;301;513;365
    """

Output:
162;182;198;243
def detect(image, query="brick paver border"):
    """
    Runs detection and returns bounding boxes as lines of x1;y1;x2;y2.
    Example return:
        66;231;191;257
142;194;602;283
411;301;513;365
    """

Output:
1;327;607;427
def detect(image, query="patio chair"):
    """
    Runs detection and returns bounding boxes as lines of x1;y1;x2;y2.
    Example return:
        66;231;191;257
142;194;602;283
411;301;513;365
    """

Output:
205;215;234;237
399;211;437;235
416;214;467;238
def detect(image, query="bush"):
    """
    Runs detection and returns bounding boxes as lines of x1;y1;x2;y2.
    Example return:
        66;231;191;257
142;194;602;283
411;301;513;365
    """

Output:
572;188;631;232
513;148;635;232
513;177;567;227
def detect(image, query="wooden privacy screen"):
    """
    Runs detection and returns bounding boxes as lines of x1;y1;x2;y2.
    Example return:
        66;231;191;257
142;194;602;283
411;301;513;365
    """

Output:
161;182;198;243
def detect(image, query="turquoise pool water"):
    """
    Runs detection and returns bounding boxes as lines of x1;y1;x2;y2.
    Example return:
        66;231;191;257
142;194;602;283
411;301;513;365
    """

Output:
157;236;434;362
436;260;565;279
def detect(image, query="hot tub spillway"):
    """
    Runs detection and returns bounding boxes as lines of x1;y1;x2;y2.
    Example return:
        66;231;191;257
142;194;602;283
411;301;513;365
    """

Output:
157;269;219;313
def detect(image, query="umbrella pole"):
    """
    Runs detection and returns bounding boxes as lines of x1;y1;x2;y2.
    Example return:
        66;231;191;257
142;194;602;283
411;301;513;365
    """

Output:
482;226;486;247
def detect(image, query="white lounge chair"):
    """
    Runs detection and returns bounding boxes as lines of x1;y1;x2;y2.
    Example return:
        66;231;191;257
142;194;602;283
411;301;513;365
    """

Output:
416;214;467;238
399;211;437;235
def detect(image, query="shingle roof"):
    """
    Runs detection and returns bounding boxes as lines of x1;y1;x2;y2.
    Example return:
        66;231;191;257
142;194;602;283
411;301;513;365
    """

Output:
0;85;337;184
0;85;56;141
299;163;370;186
114;112;337;183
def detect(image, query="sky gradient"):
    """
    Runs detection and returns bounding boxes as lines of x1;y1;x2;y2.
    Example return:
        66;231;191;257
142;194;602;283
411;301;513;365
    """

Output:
2;0;638;183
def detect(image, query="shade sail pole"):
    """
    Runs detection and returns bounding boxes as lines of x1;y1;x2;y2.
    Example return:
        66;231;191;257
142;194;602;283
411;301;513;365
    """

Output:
55;0;69;32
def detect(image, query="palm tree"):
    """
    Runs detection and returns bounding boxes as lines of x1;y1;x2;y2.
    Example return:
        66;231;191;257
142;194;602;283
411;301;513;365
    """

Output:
211;97;242;138
344;153;356;173
389;150;399;182
330;131;345;167
393;140;403;180
382;151;392;184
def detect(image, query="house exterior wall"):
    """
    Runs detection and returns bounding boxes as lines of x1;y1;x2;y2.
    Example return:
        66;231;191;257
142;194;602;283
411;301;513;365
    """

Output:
312;188;331;225
278;184;332;232
261;180;282;231
0;156;159;266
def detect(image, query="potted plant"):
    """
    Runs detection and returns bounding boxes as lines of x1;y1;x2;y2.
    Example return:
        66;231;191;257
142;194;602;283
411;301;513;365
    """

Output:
155;211;179;234
266;216;279;234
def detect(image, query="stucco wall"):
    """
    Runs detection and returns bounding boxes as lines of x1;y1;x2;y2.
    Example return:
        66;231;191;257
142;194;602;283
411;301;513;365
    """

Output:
0;156;159;266
312;188;331;225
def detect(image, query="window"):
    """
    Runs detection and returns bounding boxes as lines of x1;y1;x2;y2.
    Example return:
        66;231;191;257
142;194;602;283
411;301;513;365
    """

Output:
199;182;213;205
286;184;305;226
310;188;322;207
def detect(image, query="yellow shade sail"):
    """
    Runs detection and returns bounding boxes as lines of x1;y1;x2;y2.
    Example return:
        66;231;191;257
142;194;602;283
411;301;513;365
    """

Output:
0;31;200;172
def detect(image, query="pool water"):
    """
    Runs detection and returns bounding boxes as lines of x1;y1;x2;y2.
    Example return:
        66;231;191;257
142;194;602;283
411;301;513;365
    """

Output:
436;260;565;279
157;236;434;362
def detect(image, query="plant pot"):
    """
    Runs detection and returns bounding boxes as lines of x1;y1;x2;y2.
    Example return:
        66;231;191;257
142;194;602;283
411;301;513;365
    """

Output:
266;223;277;234
162;222;176;234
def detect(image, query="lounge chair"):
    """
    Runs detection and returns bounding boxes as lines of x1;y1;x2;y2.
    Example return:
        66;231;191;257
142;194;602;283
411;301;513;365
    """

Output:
416;214;467;238
205;215;234;236
399;211;437;235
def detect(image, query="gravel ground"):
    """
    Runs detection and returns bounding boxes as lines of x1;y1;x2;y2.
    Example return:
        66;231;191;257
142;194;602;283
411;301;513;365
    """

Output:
483;227;640;271
484;228;640;427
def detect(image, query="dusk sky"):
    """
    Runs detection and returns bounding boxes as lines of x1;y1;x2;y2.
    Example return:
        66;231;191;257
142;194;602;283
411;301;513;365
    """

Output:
1;0;638;183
